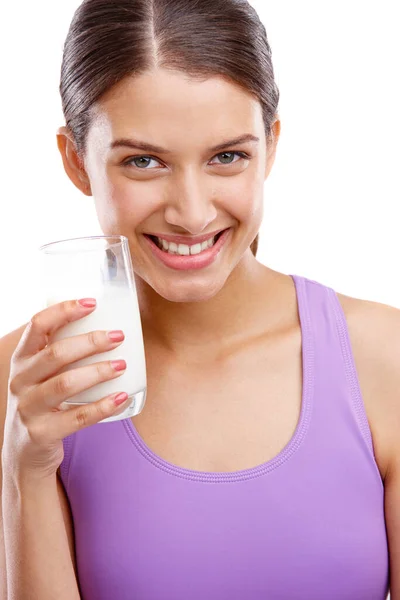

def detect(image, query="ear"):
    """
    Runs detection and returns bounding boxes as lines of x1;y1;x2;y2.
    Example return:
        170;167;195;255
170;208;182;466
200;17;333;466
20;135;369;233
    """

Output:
56;126;92;196
264;117;281;180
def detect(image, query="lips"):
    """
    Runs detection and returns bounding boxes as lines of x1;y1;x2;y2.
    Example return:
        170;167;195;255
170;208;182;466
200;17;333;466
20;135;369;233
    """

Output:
143;227;231;271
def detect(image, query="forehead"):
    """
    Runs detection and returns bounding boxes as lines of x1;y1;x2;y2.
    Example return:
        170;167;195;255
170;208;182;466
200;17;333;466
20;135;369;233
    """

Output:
88;69;264;152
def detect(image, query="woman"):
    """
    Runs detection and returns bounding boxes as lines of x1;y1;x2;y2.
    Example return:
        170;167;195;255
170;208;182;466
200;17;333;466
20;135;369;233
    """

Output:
1;1;398;598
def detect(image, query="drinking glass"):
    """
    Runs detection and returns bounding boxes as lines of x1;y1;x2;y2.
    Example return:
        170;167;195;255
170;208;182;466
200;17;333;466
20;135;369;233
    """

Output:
38;235;147;423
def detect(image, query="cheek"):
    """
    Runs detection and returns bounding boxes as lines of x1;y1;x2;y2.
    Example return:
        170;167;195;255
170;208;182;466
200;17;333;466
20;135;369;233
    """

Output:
92;192;120;232
220;174;264;225
89;166;122;231
92;174;158;232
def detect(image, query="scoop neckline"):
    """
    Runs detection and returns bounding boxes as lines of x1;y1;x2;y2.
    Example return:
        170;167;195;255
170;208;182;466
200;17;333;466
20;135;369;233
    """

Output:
122;274;315;483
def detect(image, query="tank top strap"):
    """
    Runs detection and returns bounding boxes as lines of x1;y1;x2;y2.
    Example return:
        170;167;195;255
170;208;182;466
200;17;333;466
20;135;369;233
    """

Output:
290;273;375;459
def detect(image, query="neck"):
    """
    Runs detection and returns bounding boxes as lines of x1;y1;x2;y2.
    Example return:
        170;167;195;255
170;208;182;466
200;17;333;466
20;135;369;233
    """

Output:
135;252;282;359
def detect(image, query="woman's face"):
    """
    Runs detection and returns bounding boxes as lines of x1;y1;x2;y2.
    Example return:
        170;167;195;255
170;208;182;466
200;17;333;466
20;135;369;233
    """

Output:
58;68;280;303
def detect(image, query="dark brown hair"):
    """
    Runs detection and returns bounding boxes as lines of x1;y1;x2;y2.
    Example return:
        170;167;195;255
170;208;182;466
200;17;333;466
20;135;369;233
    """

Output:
60;0;280;257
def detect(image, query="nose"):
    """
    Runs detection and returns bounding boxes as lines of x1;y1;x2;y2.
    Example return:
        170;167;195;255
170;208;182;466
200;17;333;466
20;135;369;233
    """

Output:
163;169;218;234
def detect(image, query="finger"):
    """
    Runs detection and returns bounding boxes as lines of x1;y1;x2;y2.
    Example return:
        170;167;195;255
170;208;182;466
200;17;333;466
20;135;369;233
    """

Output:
27;358;127;415
54;390;131;438
14;299;97;359
21;329;125;386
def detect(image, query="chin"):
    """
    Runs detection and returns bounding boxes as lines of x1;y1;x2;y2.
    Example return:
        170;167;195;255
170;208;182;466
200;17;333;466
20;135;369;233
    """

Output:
142;271;230;304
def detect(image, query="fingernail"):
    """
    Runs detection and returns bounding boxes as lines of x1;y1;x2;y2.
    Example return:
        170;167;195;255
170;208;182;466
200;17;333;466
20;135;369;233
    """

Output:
78;298;97;308
108;330;125;342
111;359;126;372
114;392;128;406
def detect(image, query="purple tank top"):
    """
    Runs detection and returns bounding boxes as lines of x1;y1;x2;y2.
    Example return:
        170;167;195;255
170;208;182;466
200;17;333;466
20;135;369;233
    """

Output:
60;274;389;599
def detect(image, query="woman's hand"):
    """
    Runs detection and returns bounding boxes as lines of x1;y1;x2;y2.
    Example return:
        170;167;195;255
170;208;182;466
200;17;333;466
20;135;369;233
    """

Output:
2;298;129;481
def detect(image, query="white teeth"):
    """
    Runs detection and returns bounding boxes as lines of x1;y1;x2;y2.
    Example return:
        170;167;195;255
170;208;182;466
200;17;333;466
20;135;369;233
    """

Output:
156;235;217;255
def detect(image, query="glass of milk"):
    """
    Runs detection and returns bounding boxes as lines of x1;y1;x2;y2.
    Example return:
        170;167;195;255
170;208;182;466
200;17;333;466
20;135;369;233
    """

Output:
38;235;147;423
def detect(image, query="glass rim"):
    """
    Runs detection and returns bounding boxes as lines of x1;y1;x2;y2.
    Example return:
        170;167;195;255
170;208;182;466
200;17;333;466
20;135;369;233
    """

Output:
38;235;128;254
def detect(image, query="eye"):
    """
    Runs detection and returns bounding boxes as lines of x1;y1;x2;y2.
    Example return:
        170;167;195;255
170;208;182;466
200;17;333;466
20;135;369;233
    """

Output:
125;156;162;170
122;151;250;170
209;151;249;166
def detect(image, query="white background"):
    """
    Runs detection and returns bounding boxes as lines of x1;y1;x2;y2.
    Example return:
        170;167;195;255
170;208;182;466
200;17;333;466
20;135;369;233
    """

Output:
0;1;399;337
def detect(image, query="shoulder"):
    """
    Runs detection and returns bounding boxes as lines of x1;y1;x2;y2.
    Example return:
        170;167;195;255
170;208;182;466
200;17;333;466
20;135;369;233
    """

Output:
335;289;400;482
0;322;29;401
0;323;29;482
0;323;28;384
0;323;28;354
336;289;400;361
336;289;400;379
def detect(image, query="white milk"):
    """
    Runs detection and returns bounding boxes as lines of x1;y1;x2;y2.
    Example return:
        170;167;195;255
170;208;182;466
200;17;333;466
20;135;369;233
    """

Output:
46;282;147;413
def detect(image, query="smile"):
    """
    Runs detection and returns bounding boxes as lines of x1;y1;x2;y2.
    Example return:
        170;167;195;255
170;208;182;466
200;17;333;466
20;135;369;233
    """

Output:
143;228;231;271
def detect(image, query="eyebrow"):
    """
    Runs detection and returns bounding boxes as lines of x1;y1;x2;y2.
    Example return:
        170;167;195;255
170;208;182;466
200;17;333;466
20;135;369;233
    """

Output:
110;133;260;154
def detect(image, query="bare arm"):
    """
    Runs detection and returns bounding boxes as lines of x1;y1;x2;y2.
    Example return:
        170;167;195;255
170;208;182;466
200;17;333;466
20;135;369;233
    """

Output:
0;326;80;600
348;299;400;598
2;471;81;600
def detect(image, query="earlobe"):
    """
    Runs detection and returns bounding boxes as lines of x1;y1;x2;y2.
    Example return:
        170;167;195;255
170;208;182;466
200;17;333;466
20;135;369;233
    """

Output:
56;127;92;197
